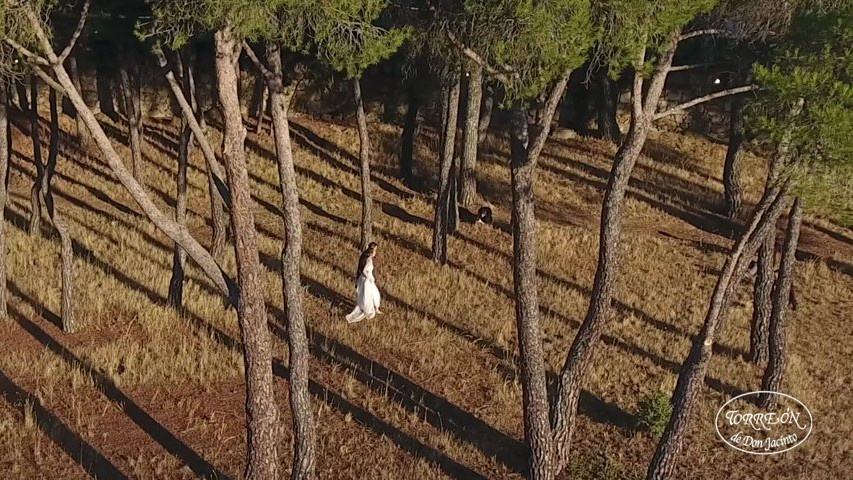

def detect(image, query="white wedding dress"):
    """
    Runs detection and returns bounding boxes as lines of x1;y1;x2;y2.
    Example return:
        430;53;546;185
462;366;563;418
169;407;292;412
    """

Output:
346;258;381;323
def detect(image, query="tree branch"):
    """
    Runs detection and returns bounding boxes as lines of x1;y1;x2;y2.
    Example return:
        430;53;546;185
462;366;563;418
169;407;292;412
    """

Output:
632;44;646;120
680;29;726;41
242;41;283;91
528;69;572;162
3;38;49;66
654;85;758;120
668;62;716;72
27;64;67;94
445;30;515;85
56;0;91;64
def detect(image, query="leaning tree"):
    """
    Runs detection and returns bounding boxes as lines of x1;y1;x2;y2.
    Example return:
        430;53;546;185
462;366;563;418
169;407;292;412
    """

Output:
648;3;853;478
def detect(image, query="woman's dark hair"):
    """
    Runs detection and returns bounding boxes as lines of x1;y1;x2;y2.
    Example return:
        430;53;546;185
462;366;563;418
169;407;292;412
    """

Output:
355;243;379;284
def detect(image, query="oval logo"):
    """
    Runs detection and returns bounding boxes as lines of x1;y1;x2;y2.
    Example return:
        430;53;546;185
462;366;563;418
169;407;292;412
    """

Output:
715;391;813;455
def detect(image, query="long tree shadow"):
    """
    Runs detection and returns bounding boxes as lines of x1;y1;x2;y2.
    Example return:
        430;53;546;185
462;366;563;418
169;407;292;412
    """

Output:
0;357;128;479
6;284;229;479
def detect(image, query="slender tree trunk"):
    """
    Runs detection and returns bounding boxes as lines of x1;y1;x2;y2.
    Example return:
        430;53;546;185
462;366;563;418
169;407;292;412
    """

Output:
478;92;493;143
29;75;44;236
647;185;789;480
45;86;75;332
759;198;802;407
353;77;373;251
432;73;460;265
509;107;554;480
119;63;144;184
596;68;622;143
750;155;784;363
168;52;193;308
29;76;43;237
152;46;230;259
723;97;744;219
551;33;680;475
750;231;775;363
449;157;459;233
31;12;237;305
214;26;279;480
267;42;317;480
460;63;482;206
551;118;650;469
255;85;268;134
0;86;9;319
399;78;419;181
15;80;29;112
67;55;91;149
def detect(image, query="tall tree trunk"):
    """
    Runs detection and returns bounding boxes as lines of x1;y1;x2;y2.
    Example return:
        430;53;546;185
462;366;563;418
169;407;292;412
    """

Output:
45;86;75;332
67;55;91;149
214;26;279;480
399;78;419;181
647;185;789;480
509;107;554;480
749;156;784;363
267;42;317;480
152;46;230;259
29;76;43;237
432;73;460;265
0;86;9;319
723;97;744;219
255;85;268;134
15;80;29;112
460;62;482;207
759;198;802;407
168;52;194;308
353;77;373;251
29;9;237;306
749;231;775;363
478;92;493;143
119;63;144;184
449;157;459;233
551;33;680;475
596;67;622;143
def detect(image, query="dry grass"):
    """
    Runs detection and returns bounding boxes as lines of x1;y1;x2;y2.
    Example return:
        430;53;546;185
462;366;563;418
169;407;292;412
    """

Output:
0;104;850;479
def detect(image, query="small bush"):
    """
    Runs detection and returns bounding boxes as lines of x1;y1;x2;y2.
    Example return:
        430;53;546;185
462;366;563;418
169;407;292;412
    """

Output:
637;390;673;439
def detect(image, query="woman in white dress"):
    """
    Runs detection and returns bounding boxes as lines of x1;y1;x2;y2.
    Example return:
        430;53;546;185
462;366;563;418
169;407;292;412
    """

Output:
346;242;382;323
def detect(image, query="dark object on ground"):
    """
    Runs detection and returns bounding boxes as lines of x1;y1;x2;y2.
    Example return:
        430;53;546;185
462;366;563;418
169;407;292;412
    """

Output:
476;207;493;225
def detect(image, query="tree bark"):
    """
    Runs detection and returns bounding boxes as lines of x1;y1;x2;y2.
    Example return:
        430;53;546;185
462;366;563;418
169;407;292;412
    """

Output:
66;55;91;149
214;26;279;480
0;86;9;319
15;80;29;112
152;46;230;259
255;85;268;134
551;33;680;475
399;78;419;181
449;157;459;233
460;62;482;206
759;198;802;407
432;73;460;265
266;42;317;480
118;61;144;184
647;185;789;480
28;76;43;237
509;107;554;480
168;52;193;308
478;91;493;143
723;97;744;219
596;68;622;143
749;230;775;363
353;77;373;251
45;86;75;332
26;9;237;305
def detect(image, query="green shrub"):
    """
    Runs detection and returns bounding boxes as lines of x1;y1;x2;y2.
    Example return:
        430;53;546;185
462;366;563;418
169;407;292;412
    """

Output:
637;390;673;439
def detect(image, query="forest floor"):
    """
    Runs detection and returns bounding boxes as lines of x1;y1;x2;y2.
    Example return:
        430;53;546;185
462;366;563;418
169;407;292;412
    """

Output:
0;105;851;480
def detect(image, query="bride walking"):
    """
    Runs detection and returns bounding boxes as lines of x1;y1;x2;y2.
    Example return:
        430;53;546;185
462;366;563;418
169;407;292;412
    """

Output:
346;242;382;323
